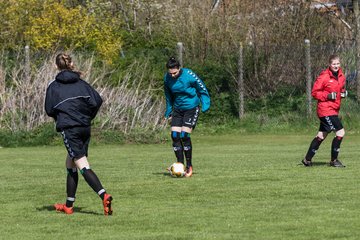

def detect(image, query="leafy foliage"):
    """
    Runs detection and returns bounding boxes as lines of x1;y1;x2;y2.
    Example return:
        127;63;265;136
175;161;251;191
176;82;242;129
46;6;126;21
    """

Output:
1;0;122;63
0;0;357;136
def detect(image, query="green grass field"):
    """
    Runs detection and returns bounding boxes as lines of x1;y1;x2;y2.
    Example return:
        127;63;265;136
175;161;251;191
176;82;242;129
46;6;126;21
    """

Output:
1;134;360;240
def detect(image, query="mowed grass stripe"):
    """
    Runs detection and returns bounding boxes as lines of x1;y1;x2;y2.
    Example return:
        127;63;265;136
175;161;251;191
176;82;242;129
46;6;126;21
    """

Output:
1;134;360;240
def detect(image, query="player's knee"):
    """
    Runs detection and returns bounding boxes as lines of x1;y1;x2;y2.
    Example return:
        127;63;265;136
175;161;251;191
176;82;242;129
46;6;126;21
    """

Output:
171;131;182;153
316;132;326;141
80;166;91;175
316;136;324;142
67;168;78;176
180;131;191;144
336;129;345;138
171;131;181;141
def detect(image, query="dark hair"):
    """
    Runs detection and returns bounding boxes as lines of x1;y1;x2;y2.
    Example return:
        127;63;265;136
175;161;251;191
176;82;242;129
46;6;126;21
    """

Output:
166;57;180;69
55;53;75;71
328;54;340;64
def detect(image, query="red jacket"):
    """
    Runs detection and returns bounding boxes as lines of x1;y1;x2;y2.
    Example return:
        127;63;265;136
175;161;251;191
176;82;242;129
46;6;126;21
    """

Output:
311;67;346;117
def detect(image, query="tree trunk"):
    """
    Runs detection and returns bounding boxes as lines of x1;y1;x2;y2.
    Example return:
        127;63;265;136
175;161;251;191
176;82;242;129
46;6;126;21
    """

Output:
353;0;360;99
238;42;244;119
305;39;312;117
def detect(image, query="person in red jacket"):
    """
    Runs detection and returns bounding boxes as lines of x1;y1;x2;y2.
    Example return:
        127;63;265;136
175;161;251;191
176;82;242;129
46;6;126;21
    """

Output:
302;54;347;167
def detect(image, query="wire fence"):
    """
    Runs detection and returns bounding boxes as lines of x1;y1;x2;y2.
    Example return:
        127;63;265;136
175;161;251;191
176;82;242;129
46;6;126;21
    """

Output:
0;51;166;132
216;40;358;118
0;41;358;132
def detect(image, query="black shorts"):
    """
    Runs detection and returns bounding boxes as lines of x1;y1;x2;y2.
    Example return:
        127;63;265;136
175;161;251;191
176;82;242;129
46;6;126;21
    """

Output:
60;126;91;159
319;115;344;133
171;106;200;129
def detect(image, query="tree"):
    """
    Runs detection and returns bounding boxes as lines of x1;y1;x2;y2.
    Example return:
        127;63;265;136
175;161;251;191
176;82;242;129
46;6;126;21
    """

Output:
26;1;123;64
0;0;42;48
353;0;360;99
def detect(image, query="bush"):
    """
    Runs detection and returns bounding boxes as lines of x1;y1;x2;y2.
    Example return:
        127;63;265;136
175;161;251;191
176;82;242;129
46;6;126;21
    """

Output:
0;123;58;147
246;86;306;116
91;129;126;145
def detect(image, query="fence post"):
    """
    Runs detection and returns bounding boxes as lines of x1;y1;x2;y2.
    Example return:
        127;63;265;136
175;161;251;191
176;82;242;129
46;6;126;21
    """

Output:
0;48;4;94
25;45;30;82
238;42;244;119
0;64;4;94
177;42;184;67
305;39;312;117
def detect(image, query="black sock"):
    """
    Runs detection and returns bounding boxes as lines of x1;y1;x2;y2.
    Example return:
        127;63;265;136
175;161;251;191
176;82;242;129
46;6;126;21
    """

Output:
181;132;192;168
305;137;323;161
99;192;106;200
80;167;106;200
171;131;184;163
66;168;78;207
331;136;343;161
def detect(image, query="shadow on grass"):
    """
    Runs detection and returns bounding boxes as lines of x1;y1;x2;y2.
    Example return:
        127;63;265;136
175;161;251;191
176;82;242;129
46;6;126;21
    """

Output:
298;161;329;167
311;162;330;166
152;172;172;176
37;205;102;215
152;172;196;178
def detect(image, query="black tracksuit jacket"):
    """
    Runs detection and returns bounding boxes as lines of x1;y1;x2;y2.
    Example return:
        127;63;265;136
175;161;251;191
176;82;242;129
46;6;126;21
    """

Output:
45;70;103;131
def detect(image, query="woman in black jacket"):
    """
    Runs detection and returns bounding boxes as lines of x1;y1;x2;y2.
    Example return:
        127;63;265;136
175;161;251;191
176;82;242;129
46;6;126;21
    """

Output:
45;53;112;215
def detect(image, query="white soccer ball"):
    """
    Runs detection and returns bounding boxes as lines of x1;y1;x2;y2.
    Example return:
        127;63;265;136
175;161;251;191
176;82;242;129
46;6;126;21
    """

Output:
170;162;185;177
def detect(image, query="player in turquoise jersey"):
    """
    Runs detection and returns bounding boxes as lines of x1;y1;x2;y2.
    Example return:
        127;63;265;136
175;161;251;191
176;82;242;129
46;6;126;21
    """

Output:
164;57;211;177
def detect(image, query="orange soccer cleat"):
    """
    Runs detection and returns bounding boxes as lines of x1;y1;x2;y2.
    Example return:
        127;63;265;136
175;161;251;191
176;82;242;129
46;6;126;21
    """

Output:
103;193;113;216
184;166;193;178
54;203;74;214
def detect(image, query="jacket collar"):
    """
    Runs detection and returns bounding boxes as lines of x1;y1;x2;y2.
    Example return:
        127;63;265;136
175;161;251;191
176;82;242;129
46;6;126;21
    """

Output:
327;67;343;79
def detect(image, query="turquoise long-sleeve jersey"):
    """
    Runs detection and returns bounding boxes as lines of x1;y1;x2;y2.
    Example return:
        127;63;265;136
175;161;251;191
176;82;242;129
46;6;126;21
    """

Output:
164;68;211;118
